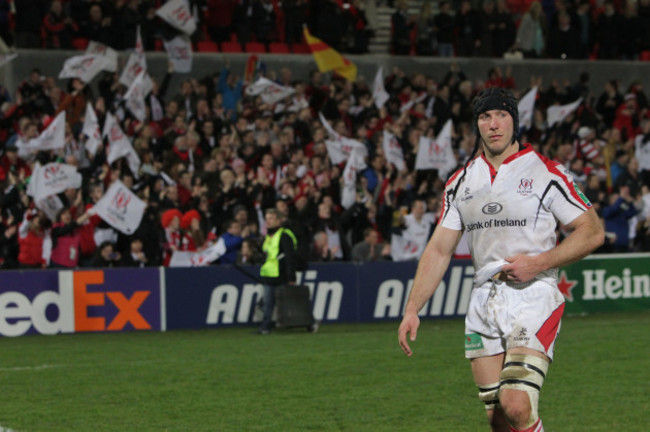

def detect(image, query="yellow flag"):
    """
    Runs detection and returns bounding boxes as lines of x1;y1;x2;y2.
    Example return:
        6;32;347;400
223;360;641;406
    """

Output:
303;27;357;82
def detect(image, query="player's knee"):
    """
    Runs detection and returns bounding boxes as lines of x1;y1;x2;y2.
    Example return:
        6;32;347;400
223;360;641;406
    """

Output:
499;388;531;426
498;353;549;429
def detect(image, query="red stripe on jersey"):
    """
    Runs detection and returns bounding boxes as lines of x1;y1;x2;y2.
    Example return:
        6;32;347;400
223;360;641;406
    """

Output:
533;151;591;210
502;143;534;165
536;303;565;352
480;154;498;184
438;165;465;221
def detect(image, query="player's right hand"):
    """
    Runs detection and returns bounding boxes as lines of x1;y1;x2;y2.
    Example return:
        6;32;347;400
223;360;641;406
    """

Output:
398;313;420;357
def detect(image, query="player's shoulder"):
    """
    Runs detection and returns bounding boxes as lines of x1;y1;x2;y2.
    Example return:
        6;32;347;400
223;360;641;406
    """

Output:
524;146;573;179
444;156;481;188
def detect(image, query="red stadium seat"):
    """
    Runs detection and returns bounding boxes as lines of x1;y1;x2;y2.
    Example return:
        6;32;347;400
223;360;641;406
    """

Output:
245;42;267;53
291;43;310;54
641;51;650;62
72;38;89;50
269;42;290;54
197;41;219;52
155;39;164;51
220;41;243;53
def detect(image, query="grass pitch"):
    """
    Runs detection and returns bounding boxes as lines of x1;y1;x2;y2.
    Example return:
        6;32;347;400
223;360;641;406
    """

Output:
0;310;648;431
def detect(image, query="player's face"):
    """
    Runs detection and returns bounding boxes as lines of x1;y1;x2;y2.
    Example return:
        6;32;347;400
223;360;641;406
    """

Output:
477;110;515;158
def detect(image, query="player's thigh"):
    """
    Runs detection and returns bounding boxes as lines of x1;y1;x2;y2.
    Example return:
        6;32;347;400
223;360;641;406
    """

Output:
507;347;549;361
470;353;505;386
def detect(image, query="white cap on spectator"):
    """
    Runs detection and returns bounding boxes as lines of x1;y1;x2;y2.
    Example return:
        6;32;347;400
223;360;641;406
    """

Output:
577;126;593;139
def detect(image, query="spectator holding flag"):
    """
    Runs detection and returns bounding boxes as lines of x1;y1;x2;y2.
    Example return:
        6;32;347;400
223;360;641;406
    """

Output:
17;210;46;269
50;207;93;268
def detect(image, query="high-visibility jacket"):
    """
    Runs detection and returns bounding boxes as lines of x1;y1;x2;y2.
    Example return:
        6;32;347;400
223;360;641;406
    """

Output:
260;228;297;278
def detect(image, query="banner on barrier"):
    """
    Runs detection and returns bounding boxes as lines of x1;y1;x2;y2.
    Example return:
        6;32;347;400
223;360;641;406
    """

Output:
1;254;649;336
0;268;161;337
560;254;650;314
163;260;475;330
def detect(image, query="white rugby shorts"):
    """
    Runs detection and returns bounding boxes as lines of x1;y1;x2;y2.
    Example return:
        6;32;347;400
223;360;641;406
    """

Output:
464;279;565;361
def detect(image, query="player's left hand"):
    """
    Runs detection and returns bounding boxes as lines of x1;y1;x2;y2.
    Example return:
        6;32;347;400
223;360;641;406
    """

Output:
502;254;543;283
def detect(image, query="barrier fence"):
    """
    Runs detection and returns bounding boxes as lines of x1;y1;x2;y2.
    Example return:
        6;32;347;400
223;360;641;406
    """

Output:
0;254;648;337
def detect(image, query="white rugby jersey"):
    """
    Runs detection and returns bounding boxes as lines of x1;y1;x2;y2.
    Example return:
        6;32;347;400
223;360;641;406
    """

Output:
403;212;436;258
439;144;591;283
634;134;650;172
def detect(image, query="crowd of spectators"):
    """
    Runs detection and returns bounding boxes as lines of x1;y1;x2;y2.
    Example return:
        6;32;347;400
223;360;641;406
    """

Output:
1;52;650;270
1;2;650;270
398;0;650;60
3;0;650;60
5;0;372;54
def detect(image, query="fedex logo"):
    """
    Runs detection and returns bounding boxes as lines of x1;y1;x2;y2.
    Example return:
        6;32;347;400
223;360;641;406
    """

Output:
72;271;152;332
0;269;161;337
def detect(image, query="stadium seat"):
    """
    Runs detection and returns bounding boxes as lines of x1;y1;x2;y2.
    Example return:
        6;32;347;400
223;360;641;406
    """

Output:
245;42;267;53
291;43;310;54
197;41;219;53
641;51;650;62
72;38;89;50
269;42;290;54
220;41;243;53
154;39;164;51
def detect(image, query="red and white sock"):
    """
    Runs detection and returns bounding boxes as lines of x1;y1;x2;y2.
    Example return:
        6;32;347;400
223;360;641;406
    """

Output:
509;418;543;432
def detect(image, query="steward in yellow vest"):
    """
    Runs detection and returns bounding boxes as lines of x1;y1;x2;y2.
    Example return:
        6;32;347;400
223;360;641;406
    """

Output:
258;209;298;334
260;225;298;285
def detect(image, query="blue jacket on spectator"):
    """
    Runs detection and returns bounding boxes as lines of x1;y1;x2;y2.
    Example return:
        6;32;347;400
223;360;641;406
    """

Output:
217;232;244;264
218;68;243;121
603;197;638;249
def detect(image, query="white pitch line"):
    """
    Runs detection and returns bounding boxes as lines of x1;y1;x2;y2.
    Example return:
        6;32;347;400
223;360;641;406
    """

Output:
0;364;58;372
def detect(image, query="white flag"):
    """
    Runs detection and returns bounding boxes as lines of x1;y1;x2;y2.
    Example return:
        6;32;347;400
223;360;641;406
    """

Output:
29;162;83;202
93;180;146;234
390;232;421;262
415;119;456;180
546;98;582;127
29;111;66;151
341;148;367;209
164;35;193;73
319;112;367;165
319;112;342;140
85;41;118;72
59;54;109;83
169;238;227;267
156;0;197;35
82;103;102;156
35;195;65;221
400;92;427;113
0;53;17;69
245;77;296;105
372;67;389;109
124;72;147;122
382;130;406;171
518;87;538;131
103;113;141;178
135;25;146;62
325;137;368;166
119;52;147;88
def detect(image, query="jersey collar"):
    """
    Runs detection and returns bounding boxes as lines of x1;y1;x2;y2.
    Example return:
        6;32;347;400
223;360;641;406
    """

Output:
480;143;533;167
480;143;533;183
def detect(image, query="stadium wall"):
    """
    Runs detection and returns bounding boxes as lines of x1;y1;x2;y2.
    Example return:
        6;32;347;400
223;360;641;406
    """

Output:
4;50;650;99
0;253;648;337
